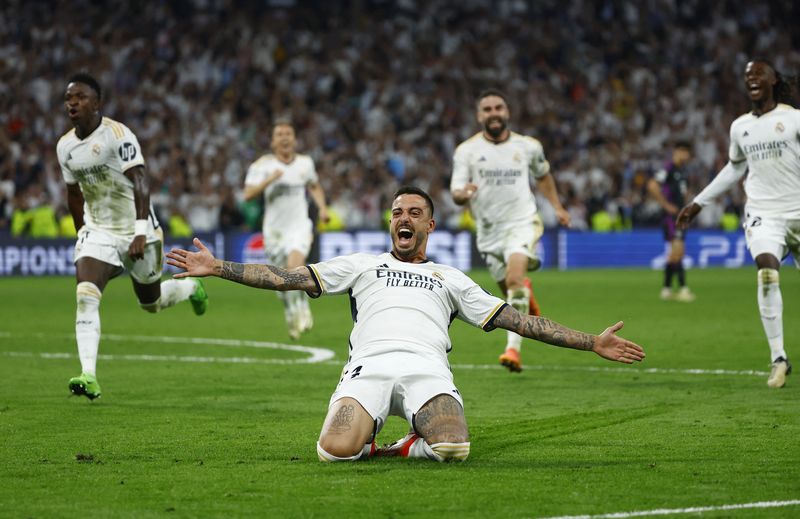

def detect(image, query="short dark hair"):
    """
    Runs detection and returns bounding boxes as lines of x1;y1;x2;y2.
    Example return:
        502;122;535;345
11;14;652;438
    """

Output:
673;140;692;151
68;73;102;99
476;88;509;108
393;185;435;217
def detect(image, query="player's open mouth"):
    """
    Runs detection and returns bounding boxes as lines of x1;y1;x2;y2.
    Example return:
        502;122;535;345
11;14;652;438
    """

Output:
748;82;761;96
397;228;413;243
68;108;79;117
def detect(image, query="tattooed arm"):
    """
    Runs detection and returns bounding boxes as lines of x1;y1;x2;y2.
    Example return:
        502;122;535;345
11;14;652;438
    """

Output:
166;237;318;293
492;306;645;364
214;261;315;292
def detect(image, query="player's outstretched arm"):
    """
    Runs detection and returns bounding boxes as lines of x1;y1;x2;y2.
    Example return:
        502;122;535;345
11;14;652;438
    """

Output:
166;238;318;293
492;306;645;364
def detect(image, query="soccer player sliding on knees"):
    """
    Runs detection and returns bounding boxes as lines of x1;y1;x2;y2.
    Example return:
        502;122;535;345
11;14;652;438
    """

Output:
168;186;644;462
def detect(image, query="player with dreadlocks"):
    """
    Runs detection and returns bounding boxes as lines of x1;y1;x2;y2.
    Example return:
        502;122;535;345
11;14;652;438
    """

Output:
677;59;800;388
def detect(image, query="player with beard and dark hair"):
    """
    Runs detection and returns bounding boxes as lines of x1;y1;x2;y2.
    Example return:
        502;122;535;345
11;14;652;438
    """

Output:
450;89;570;373
648;141;695;302
677;60;800;388
57;73;208;400
167;186;644;462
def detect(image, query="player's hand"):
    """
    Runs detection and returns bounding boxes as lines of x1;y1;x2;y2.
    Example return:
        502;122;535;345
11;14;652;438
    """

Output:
592;321;645;364
452;183;478;205
555;207;571;227
319;207;331;224
166;238;218;278
270;169;284;182
676;203;701;230
128;235;146;260
463;183;478;198
665;203;679;216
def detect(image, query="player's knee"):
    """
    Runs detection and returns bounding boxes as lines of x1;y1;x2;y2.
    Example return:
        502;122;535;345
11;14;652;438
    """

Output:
758;268;779;285
76;282;102;309
430;441;470;462
139;297;161;313
316;437;363;462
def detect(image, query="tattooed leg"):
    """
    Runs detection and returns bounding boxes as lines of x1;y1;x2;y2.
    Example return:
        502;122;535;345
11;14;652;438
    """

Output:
414;394;469;444
317;397;375;459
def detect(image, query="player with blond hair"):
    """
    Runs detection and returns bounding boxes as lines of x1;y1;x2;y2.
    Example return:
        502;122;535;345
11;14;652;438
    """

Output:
243;121;329;340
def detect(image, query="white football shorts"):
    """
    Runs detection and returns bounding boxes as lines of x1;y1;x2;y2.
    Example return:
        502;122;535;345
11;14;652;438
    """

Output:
743;212;800;268
263;221;313;266
328;351;464;434
477;213;544;281
74;225;165;284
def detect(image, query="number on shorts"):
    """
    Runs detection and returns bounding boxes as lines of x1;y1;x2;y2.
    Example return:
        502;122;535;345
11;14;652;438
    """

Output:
350;365;363;379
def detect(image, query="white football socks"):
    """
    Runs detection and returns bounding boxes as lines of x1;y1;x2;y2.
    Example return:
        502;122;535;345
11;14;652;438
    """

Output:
277;291;296;324
405;436;470;462
75;282;102;376
316;442;373;462
757;268;785;362
505;286;530;352
158;279;196;309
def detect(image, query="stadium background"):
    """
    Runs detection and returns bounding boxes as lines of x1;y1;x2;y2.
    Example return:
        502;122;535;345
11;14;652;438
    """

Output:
2;0;798;244
2;2;800;517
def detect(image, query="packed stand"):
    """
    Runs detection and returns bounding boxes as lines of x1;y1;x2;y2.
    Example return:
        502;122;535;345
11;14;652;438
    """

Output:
1;0;798;237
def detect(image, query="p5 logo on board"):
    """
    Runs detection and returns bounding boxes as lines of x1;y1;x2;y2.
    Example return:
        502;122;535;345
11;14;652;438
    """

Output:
118;142;137;161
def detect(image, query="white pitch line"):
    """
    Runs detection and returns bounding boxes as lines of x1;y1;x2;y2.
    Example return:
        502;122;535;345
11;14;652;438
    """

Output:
3;351;308;365
448;363;770;377
537;499;800;519
0;331;769;375
0;331;335;364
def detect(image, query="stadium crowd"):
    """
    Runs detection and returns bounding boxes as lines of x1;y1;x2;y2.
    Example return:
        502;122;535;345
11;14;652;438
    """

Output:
1;0;798;237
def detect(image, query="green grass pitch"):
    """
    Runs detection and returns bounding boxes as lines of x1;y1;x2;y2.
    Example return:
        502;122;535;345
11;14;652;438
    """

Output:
1;268;798;518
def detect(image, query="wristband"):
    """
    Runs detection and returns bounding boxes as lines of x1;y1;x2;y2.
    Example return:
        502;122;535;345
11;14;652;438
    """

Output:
134;219;148;236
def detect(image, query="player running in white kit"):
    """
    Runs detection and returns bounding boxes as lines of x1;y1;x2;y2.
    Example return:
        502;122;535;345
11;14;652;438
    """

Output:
244;121;329;340
678;60;800;388
58;73;207;400
451;89;571;372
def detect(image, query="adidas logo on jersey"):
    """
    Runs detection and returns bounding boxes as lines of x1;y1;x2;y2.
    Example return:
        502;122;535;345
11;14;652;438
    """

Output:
377;263;389;268
743;131;749;137
478;156;487;162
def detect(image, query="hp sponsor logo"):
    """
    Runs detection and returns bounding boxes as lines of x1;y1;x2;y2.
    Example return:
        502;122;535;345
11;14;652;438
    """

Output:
118;142;137;161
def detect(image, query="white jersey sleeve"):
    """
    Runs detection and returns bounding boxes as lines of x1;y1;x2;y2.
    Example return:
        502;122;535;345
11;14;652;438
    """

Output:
57;130;77;184
307;253;365;296
728;122;747;164
453;276;507;331
244;156;268;187
304;156;319;184
115;124;145;173
450;140;472;191
527;137;550;180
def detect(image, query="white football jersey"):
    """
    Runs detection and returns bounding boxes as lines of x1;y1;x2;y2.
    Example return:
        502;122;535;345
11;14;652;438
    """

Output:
308;252;506;365
729;103;800;218
244;154;318;234
57;117;157;237
451;131;550;229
